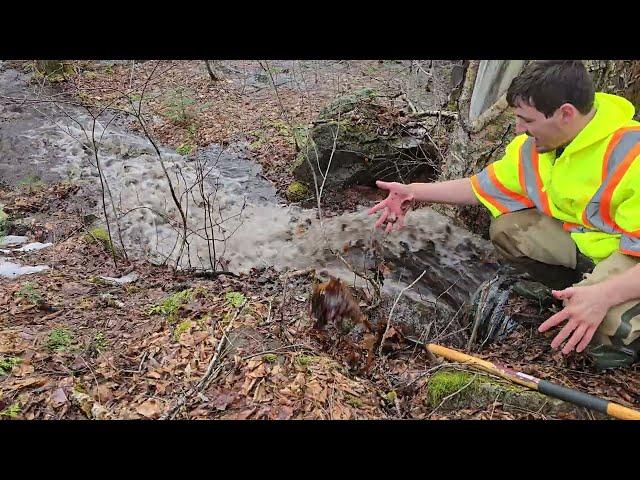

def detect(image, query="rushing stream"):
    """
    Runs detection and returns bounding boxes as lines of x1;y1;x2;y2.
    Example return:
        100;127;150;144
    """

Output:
0;63;499;338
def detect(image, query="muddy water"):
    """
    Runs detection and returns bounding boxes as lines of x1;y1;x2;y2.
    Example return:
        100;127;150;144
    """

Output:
0;64;498;335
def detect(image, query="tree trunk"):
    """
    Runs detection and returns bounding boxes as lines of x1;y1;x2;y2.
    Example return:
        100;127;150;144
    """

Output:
585;60;640;120
35;60;73;77
204;60;220;82
436;60;524;238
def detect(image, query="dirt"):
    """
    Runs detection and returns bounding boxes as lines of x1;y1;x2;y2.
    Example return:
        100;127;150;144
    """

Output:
1;183;639;420
1;60;639;420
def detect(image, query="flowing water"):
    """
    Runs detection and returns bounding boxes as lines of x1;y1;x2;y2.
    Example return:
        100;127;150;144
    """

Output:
0;63;499;337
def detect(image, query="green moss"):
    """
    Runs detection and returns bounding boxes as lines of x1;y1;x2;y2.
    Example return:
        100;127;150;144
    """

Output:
17;174;45;192
286;181;310;202
73;383;88;394
92;331;108;352
0;204;8;238
173;320;194;341
296;355;320;366
46;328;73;353
87;227;110;243
291;151;308;172
186;123;198;137
0;402;21;418
249;130;268;150
383;390;397;403
262;353;278;363
85;227;115;254
176;143;194;155
319;88;377;119
427;370;478;406
345;394;363;408
16;282;44;307
225;291;246;308
148;289;193;322
0;356;22;376
33;61;74;82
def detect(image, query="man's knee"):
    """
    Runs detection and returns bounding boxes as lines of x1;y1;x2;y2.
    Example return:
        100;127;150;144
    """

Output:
489;209;576;269
489;209;543;261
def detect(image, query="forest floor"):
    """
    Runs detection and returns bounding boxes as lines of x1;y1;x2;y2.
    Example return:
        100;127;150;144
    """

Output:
1;61;638;420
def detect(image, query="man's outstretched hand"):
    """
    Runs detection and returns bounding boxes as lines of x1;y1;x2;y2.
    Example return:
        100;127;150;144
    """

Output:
538;285;610;355
368;181;414;233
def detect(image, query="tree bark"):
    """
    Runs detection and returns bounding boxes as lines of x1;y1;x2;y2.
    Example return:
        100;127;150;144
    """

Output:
35;60;73;77
585;60;640;120
204;60;220;82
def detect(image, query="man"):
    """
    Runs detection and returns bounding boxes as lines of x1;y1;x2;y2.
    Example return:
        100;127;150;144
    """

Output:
368;60;640;369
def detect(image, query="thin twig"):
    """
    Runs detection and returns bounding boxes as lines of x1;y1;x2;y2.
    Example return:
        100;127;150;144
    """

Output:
429;373;478;418
379;269;428;356
241;344;315;361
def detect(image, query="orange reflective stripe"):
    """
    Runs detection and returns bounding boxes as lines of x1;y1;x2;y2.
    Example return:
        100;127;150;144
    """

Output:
531;148;552;216
619;247;640;257
563;222;580;232
471;174;508;214
618;227;640;238
487;164;534;208
602;127;640;181
600;142;640;232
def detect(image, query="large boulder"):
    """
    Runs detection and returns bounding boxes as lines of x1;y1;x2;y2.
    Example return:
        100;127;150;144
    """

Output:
292;88;441;191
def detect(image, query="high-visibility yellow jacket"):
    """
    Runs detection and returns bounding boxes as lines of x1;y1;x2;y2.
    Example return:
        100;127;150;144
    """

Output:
471;92;640;263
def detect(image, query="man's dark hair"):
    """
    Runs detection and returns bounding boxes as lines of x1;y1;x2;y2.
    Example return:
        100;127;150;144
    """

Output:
506;60;595;117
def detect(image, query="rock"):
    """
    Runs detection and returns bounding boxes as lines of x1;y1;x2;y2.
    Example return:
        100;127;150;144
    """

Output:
14;242;53;252
0;235;28;247
98;272;139;286
426;369;604;419
292;88;437;190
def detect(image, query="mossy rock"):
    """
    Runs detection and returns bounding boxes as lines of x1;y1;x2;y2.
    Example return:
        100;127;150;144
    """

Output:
318;87;378;119
426;368;605;419
0;204;8;238
84;227;116;254
292;89;436;190
286;181;310;202
427;370;479;406
34;61;74;81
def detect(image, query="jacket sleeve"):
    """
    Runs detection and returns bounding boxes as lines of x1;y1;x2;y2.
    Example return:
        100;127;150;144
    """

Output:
470;135;535;218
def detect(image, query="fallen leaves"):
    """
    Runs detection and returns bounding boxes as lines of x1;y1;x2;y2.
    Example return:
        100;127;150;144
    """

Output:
135;399;164;419
49;387;68;408
2;62;639;421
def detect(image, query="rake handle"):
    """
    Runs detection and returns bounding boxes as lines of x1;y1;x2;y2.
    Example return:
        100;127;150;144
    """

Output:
424;343;640;420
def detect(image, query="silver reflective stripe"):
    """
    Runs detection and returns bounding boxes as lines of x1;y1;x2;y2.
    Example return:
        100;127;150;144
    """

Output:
474;168;531;212
584;130;640;234
520;138;546;212
620;234;640;254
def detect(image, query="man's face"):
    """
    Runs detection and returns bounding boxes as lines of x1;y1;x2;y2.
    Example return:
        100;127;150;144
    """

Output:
514;100;569;153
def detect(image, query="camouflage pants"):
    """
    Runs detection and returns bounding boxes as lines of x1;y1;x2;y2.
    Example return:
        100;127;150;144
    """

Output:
490;208;640;364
